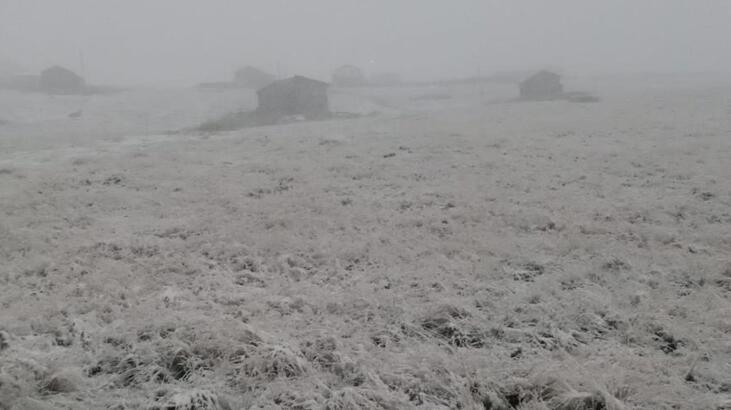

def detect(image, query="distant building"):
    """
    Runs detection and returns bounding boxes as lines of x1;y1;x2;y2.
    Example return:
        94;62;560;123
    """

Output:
0;58;33;90
519;71;563;100
40;66;85;94
233;66;276;89
370;73;402;86
0;58;22;77
0;73;40;91
256;75;329;119
332;65;367;87
489;70;536;84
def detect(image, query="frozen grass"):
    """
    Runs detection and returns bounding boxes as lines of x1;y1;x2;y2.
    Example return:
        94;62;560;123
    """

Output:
1;81;730;408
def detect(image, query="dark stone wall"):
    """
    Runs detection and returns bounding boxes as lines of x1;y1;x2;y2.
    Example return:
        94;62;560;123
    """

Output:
257;80;329;119
40;67;85;94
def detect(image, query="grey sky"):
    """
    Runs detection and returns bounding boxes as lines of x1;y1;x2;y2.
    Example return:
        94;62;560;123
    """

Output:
1;0;730;85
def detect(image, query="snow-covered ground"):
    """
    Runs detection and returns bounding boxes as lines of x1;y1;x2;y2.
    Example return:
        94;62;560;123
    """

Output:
1;76;730;409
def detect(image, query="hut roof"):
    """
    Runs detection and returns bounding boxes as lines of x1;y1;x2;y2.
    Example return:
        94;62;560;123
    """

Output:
41;65;83;80
235;65;270;77
258;75;328;93
333;65;362;74
234;66;276;88
521;70;561;85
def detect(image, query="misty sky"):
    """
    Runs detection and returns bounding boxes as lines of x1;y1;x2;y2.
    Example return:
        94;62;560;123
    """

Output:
1;0;730;86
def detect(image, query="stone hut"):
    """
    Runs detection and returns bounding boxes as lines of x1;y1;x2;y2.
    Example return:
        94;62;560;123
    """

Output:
40;66;85;94
256;76;329;119
332;65;367;87
233;66;276;89
370;73;402;86
519;71;563;100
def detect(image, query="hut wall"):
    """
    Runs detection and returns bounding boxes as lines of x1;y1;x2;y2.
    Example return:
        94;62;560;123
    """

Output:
520;76;563;99
257;80;328;119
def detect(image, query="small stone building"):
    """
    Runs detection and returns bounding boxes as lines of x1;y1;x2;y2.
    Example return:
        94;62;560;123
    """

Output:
370;73;402;86
233;66;276;89
0;74;40;91
332;65;366;87
0;58;22;77
40;66;85;94
256;76;329;119
519;71;563;100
